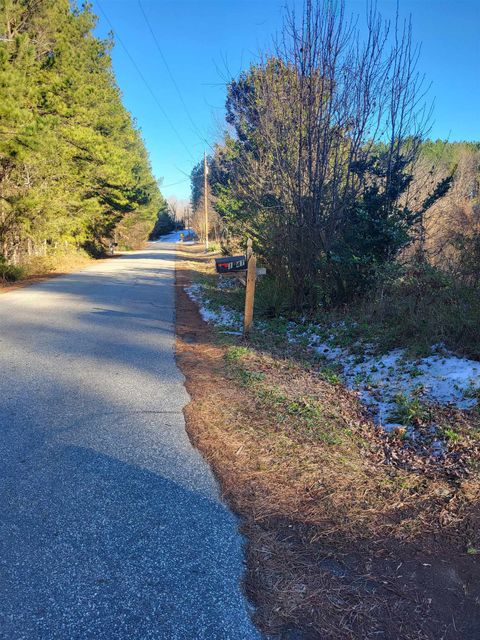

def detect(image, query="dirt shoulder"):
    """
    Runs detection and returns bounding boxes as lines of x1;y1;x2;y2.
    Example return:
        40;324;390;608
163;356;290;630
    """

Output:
175;244;480;640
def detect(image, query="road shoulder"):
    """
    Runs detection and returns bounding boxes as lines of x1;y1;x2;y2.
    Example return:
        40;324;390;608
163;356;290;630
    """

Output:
175;243;480;640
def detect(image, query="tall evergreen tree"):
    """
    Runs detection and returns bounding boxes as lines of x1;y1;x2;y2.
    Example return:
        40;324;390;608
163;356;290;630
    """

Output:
0;0;163;261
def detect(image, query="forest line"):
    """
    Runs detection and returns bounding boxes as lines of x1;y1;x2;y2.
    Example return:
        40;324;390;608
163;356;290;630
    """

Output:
0;0;169;281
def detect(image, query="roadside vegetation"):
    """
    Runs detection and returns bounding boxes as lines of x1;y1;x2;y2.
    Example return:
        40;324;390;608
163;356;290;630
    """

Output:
187;0;479;361
0;247;92;286
0;0;170;283
176;245;480;640
185;258;480;475
185;0;480;447
180;1;480;638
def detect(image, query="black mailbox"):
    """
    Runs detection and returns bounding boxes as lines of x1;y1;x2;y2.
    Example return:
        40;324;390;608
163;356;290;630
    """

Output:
215;255;247;273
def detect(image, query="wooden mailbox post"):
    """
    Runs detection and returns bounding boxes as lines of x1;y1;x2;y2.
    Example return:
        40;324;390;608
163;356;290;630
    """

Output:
243;239;256;336
214;238;265;338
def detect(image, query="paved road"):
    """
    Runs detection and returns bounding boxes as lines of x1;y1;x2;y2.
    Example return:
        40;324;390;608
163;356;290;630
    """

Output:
0;238;260;640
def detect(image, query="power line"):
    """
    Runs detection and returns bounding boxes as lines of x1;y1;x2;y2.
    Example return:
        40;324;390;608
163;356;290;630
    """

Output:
161;177;191;189
96;0;195;163
138;0;217;156
174;164;196;179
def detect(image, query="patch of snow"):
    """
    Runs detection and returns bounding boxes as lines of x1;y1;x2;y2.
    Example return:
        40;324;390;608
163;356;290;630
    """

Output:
185;282;480;431
152;231;182;243
217;277;239;290
185;283;241;329
152;230;195;243
304;334;480;429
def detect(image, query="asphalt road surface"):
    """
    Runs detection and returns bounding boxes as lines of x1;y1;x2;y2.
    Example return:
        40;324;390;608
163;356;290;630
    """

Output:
0;236;261;640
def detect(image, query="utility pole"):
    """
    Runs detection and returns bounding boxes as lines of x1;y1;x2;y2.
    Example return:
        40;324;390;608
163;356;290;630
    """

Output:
204;150;209;251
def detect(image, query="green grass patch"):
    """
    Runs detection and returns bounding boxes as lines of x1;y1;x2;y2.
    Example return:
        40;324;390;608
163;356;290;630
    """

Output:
389;391;432;427
318;365;342;385
236;369;266;385
225;345;251;363
437;425;461;444
225;348;343;445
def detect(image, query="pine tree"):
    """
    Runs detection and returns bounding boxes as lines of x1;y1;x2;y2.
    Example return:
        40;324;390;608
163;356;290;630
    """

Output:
0;0;163;262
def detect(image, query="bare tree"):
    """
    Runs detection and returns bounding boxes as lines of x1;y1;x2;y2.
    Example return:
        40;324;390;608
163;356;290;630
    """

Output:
225;0;431;308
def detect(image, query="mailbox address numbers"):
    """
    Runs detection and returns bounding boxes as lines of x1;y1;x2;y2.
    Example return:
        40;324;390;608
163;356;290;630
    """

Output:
215;255;247;273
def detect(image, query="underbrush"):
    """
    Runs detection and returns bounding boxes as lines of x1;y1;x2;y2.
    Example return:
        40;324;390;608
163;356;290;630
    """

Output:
207;240;221;253
184;245;480;470
0;249;92;286
351;266;480;359
197;255;480;359
256;261;480;361
0;256;25;282
191;271;298;324
177;244;480;639
22;250;92;276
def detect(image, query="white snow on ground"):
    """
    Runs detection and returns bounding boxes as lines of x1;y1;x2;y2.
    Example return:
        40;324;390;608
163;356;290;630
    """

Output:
153;230;196;244
216;277;239;291
153;230;185;243
185;283;480;430
185;283;242;329
294;328;480;429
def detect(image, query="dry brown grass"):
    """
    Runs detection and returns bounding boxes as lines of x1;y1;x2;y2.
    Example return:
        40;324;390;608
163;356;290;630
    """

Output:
175;244;480;640
0;250;120;293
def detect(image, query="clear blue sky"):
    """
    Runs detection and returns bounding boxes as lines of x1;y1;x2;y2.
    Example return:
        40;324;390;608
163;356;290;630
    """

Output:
92;0;480;201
